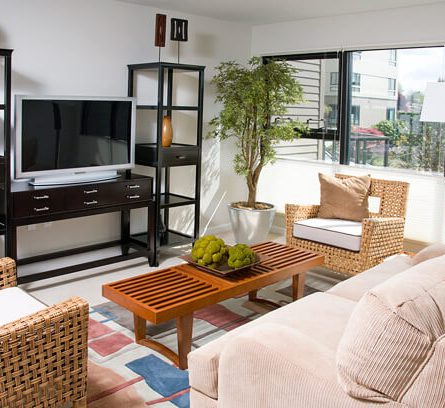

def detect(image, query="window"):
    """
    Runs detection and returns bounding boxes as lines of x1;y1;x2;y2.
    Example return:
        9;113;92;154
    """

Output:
271;52;340;162
388;78;397;96
348;47;445;171
326;104;338;128
389;49;397;66
386;108;395;121
352;73;361;92
330;72;338;91
353;51;362;61
351;106;360;125
269;45;445;174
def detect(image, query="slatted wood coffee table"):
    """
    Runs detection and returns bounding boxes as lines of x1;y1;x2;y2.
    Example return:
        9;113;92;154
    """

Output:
102;242;323;369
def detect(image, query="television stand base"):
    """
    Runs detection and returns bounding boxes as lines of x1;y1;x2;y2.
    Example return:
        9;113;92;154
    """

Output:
29;170;120;186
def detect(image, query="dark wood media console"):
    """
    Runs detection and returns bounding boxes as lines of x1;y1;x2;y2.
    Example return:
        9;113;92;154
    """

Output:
7;173;155;284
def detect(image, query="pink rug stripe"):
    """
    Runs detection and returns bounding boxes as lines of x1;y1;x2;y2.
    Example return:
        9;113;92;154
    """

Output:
145;388;190;406
88;376;144;403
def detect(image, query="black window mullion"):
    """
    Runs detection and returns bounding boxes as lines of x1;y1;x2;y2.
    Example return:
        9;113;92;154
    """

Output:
339;51;352;165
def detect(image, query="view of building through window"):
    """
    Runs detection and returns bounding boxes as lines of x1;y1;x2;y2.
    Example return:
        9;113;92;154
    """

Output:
275;46;445;175
345;47;445;172
274;54;340;161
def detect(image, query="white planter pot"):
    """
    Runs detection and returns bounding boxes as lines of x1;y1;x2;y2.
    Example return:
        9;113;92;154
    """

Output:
228;203;276;245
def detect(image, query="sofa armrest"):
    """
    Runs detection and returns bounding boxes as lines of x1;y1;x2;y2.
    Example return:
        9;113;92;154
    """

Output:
0;257;17;289
216;323;406;408
285;204;320;243
0;296;89;407
360;217;405;261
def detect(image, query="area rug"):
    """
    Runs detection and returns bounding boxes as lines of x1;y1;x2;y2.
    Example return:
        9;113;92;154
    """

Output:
86;275;336;407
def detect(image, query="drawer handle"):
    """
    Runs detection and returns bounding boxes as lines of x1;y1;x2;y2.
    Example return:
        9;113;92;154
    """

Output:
33;195;49;200
34;206;49;212
84;189;98;194
176;155;186;159
127;184;140;189
84;200;98;206
126;195;141;199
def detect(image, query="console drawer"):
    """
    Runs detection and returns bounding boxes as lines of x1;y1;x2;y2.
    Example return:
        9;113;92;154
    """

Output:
119;178;152;203
12;189;64;218
160;147;199;166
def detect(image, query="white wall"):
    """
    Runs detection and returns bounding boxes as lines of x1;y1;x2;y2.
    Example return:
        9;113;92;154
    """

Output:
0;0;251;257
251;3;445;55
252;3;445;244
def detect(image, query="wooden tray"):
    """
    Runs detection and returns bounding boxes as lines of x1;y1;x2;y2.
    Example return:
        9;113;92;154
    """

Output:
180;252;268;277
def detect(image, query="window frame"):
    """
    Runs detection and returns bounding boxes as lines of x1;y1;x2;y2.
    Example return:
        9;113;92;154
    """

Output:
264;45;444;172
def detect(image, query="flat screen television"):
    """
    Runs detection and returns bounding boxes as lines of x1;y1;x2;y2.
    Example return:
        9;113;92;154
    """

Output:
14;95;136;185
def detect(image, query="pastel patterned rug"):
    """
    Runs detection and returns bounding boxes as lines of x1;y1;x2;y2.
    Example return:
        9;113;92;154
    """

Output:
86;274;336;407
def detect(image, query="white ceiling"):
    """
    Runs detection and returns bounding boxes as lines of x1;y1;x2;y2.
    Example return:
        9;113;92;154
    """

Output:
118;0;445;24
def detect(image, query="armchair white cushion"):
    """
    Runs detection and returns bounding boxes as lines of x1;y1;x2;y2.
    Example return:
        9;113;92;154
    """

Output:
293;218;362;251
0;287;46;325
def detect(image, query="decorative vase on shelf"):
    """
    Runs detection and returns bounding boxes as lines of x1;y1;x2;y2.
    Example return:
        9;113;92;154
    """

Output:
162;115;173;147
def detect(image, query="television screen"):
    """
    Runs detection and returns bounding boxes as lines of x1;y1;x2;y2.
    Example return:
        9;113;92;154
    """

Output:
16;97;133;182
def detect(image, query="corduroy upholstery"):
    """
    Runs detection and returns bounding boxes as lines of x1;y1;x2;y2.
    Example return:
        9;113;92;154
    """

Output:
188;251;445;407
286;174;409;275
337;255;445;406
0;257;89;408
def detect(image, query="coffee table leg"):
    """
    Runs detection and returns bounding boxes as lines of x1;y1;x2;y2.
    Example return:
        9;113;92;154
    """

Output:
293;272;306;300
176;314;193;370
133;313;181;368
134;314;146;342
248;290;258;301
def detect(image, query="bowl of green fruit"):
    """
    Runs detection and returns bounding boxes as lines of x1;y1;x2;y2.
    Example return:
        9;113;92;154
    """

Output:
181;235;267;276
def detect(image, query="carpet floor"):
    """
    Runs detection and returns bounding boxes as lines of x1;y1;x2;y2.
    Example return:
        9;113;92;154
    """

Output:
86;272;339;407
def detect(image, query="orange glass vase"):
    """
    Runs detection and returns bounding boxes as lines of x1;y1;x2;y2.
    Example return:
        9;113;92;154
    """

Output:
162;115;173;147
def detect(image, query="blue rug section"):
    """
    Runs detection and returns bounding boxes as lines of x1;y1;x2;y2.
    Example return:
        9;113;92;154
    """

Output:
126;354;190;408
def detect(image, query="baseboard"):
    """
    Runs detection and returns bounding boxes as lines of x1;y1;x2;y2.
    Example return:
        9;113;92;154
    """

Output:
270;225;285;235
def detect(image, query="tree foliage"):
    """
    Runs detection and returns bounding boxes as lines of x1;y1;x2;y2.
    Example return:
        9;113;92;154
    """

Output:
208;57;307;208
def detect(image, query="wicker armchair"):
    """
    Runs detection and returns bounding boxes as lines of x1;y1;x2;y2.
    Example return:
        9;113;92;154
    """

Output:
0;257;89;408
285;174;409;276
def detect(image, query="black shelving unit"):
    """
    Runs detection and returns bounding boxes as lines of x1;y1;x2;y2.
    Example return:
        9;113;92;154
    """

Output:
128;62;205;266
0;49;12;248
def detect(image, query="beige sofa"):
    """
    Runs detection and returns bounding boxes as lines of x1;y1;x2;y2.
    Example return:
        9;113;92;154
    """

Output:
188;246;445;407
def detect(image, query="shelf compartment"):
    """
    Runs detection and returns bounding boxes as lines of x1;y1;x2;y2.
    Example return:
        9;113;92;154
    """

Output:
136;143;200;167
131;229;193;248
160;193;196;208
136;105;199;111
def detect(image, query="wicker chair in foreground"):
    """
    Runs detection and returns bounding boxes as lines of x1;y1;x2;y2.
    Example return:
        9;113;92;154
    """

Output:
286;174;409;276
0;257;89;408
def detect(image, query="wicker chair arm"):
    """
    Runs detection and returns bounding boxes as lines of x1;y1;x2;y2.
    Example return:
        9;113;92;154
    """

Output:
0;257;17;289
0;296;89;407
360;217;406;258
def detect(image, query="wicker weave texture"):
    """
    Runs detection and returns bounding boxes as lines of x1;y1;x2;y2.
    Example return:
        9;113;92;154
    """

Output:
0;258;89;408
0;257;17;288
285;175;409;276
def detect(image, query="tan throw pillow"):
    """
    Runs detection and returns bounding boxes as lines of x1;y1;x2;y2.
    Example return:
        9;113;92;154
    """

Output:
336;255;445;405
318;174;370;221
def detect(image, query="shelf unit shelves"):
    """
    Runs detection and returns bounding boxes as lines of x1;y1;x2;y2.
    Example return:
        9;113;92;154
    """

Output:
128;62;205;265
0;49;12;239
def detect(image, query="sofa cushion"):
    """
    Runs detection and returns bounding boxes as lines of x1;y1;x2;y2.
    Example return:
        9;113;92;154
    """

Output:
188;292;356;400
336;255;445;404
318;173;370;221
0;287;47;326
411;242;445;265
293;218;362;251
327;254;412;302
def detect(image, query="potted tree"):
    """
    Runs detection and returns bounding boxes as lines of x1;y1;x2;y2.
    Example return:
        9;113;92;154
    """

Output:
209;57;307;244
